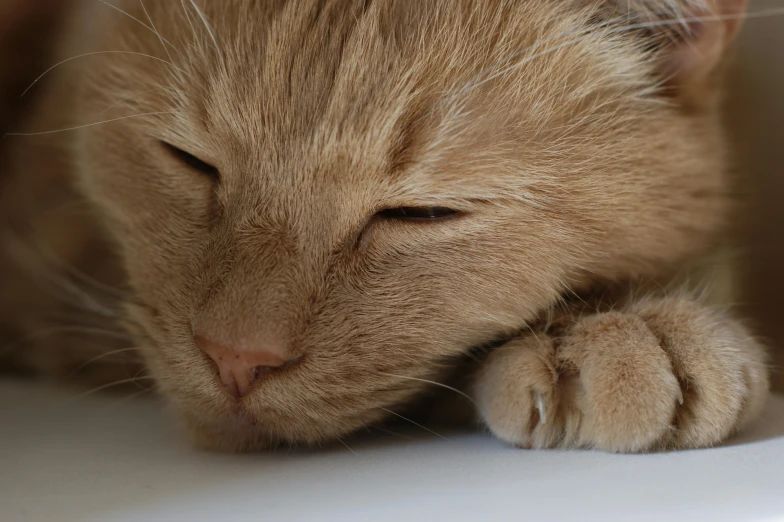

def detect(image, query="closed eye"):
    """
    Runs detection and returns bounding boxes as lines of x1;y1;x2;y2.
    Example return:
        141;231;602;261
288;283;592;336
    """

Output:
377;207;459;221
162;142;219;180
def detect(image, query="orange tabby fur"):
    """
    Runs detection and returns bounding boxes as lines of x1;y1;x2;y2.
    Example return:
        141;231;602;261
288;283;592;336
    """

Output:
0;0;769;452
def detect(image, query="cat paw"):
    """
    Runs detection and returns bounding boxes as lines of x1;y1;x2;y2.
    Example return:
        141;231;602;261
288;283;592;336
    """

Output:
624;298;769;449
555;312;685;452
473;335;567;449
474;298;769;452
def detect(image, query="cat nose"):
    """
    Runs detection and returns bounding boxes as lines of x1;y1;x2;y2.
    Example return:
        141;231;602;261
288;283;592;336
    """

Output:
195;334;296;399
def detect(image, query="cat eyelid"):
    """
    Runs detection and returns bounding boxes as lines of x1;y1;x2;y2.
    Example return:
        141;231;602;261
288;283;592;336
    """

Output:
161;141;220;180
376;206;462;221
356;206;464;249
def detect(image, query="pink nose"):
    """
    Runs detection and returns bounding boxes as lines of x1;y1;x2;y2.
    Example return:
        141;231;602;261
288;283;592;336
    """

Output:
195;335;294;399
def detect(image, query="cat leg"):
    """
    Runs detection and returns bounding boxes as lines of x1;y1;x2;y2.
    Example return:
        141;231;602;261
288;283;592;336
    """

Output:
473;296;769;452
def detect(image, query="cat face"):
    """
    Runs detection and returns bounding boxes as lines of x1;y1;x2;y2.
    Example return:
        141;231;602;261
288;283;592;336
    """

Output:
72;0;737;450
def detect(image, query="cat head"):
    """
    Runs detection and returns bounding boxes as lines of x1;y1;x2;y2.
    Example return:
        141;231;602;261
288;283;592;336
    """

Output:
70;0;745;450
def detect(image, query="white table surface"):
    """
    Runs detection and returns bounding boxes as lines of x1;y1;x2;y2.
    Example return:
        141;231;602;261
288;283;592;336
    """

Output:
2;378;783;522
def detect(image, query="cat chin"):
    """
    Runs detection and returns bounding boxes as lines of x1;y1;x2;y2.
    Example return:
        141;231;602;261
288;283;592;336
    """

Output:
181;411;363;453
181;412;280;453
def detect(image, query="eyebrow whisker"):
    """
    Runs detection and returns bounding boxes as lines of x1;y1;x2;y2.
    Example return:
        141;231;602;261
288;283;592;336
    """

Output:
95;0;181;57
21;51;184;98
5;111;174;137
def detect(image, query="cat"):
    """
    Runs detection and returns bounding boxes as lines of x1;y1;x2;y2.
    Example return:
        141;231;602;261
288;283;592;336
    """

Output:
0;0;769;452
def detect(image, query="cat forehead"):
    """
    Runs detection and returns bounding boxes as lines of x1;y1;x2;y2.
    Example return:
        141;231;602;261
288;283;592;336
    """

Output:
117;0;650;195
128;0;631;120
157;1;597;165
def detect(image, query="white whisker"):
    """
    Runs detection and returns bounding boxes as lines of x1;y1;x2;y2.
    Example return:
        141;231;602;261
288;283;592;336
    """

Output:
2;226;113;313
2;327;131;357
187;0;220;49
369;424;415;441
377;371;476;406
179;0;199;46
336;436;359;456
96;386;155;414
5;111;174;136
69;347;141;377
98;87;164;114
21;51;182;97
377;407;449;440
447;15;624;101
69;375;155;400
458;8;784;98
140;0;175;66
96;0;152;34
96;0;181;57
1;219;127;301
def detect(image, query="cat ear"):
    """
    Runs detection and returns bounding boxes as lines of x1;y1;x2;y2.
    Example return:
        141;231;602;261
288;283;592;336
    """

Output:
660;0;748;104
602;0;749;107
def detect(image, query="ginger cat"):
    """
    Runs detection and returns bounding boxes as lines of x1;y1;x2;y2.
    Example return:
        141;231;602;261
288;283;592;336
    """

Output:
0;0;769;452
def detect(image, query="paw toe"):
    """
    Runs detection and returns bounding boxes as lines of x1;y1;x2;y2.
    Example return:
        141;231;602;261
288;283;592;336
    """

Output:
562;313;680;452
474;337;560;448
